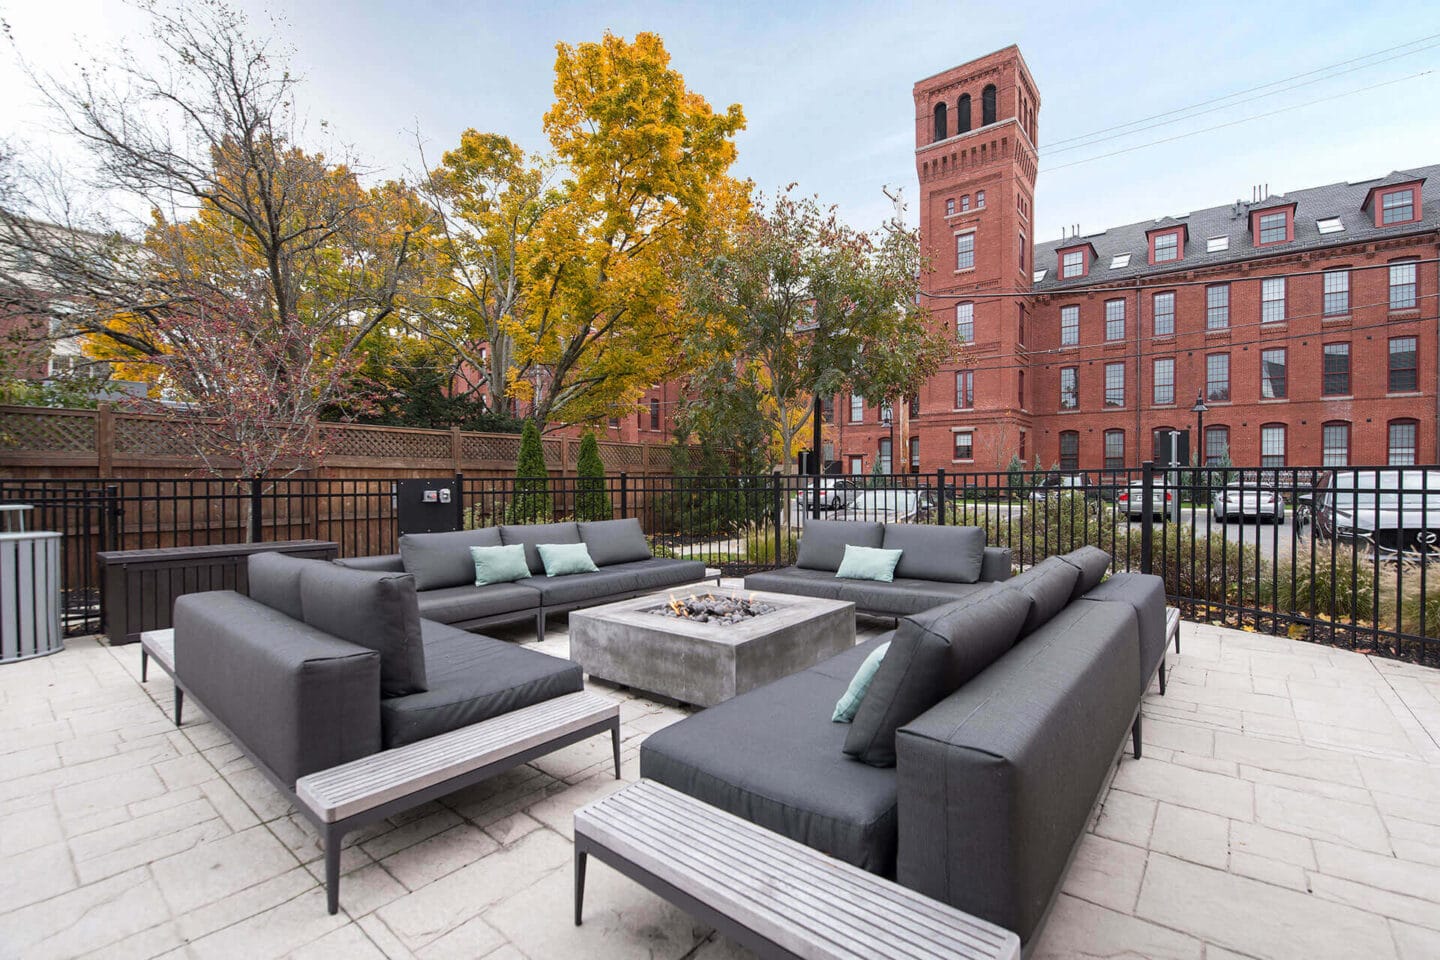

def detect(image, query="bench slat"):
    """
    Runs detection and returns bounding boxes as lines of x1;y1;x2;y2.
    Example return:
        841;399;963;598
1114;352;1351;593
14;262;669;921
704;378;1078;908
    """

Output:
298;691;616;823
576;780;1019;960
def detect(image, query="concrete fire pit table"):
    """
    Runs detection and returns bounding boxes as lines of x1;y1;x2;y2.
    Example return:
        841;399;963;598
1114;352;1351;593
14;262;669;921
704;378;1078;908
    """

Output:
568;589;855;708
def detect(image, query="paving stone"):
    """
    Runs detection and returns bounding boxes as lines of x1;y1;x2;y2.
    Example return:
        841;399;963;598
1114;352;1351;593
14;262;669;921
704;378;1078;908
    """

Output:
1356;755;1440;802
1093;789;1157;847
150;823;301;914
359;808;465;862
1150;803;1229;869
483;811;544;846
1307;874;1440;932
1136;854;1397;960
0;841;78;911
1031;892;1203;960
1391;919;1440;960
1111;757;1254;821
1063;834;1149;912
0;866;172;960
1214;730;1365;785
1229;821;1316;868
1313;840;1440;903
1255;783;1390;854
175;887;348;958
290;923;391;960
413;915;507;960
1230;850;1309;891
382;823;501;891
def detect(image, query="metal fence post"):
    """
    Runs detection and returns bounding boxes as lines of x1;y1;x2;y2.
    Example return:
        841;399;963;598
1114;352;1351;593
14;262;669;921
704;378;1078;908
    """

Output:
619;472;628;519
1141;460;1154;575
936;468;947;525
248;478;264;543
454;471;465;530
772;469;783;567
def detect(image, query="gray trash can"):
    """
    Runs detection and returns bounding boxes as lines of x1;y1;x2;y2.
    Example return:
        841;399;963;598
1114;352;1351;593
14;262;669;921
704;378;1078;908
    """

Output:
1;530;64;663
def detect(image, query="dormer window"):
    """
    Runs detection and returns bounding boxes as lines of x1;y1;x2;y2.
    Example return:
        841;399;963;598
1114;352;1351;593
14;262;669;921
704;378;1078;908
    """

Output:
1382;188;1416;224
1146;225;1186;265
1061;250;1084;278
1250;203;1295;246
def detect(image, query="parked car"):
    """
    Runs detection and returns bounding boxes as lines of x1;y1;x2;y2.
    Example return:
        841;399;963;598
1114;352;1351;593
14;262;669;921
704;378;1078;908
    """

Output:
1314;469;1440;554
796;476;861;511
1211;484;1285;524
1115;482;1171;521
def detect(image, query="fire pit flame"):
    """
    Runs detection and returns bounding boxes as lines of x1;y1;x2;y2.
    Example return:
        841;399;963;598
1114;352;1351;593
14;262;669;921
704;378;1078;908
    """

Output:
649;591;777;625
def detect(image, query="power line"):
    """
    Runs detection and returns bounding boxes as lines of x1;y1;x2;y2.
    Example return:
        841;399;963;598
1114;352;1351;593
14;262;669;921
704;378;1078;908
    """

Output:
1042;33;1440;152
1038;69;1435;174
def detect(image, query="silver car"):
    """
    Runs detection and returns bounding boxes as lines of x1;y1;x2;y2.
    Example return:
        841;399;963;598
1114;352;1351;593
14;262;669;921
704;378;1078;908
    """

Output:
1212;484;1284;524
1315;469;1440;554
1116;482;1170;521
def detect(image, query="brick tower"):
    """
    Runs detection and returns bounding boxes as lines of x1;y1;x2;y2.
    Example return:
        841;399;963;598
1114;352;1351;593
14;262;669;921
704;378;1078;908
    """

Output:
913;46;1040;471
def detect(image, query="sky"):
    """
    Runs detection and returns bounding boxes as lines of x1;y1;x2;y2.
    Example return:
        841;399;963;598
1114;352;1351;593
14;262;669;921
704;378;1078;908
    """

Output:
3;0;1440;241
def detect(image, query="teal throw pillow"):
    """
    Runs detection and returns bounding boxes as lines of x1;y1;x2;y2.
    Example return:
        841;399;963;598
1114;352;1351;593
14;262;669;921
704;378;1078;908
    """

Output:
470;544;531;586
834;544;903;582
832;641;891;723
537;542;601;577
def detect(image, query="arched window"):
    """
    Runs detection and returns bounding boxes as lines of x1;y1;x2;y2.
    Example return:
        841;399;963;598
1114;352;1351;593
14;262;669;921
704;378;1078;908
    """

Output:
959;194;971;212
933;102;948;142
982;84;997;126
957;94;972;134
976;190;986;208
1204;426;1229;466
1389;419;1419;465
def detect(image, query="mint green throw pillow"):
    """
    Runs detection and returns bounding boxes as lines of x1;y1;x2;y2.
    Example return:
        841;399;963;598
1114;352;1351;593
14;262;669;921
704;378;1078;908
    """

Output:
833;641;891;723
536;542;601;577
470;544;531;586
834;544;903;582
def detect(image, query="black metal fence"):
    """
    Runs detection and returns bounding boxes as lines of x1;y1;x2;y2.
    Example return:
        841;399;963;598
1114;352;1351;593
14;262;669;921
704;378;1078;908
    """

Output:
4;465;1440;666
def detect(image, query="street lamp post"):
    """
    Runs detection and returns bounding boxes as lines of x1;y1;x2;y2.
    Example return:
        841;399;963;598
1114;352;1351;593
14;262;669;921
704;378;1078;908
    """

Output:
1191;392;1210;509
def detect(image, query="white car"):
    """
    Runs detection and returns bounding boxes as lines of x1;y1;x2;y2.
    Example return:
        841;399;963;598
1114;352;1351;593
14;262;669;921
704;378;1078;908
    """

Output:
797;477;857;511
1212;484;1284;524
1315;469;1440;553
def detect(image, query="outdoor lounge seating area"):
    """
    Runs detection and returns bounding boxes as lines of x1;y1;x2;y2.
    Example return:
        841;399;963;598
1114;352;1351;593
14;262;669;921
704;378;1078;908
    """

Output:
2;518;1440;959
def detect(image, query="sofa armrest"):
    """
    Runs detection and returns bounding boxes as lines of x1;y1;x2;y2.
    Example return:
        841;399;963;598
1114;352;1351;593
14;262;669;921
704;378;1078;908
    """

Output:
173;591;382;787
334;554;405;573
979;546;1013;581
893;600;1139;944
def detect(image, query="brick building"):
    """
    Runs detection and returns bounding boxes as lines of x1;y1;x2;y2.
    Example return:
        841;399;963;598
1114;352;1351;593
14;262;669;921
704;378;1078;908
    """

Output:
832;45;1440;473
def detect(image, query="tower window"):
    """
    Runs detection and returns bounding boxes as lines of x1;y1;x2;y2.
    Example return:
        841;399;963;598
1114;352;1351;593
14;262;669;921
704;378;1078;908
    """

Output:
933;102;948;142
981;84;997;126
976;190;986;208
945;198;955;216
960;195;971;212
955;233;975;270
957;93;972;134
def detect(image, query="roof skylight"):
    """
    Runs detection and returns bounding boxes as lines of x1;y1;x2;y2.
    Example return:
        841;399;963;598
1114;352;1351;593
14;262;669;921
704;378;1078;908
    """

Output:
1206;236;1230;253
1109;253;1131;269
1316;217;1345;234
1032;269;1047;283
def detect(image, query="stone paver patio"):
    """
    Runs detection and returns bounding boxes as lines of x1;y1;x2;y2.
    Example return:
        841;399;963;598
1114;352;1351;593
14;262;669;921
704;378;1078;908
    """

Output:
3;593;1440;959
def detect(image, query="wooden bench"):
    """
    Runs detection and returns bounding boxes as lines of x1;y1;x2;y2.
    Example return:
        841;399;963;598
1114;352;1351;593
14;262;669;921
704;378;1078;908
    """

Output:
138;627;620;915
139;629;184;725
574;779;1020;960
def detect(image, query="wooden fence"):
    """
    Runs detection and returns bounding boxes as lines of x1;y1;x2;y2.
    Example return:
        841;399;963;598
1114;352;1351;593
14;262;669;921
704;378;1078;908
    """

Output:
0;404;688;481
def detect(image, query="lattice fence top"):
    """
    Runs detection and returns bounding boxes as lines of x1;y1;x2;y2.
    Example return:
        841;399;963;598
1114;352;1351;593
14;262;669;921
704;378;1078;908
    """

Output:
325;424;451;462
541;438;563;466
0;407;96;453
600;442;644;468
463;433;522;463
114;415;194;457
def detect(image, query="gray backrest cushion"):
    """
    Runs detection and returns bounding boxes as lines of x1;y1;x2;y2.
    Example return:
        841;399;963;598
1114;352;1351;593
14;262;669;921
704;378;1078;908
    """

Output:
844;583;1030;767
796;519;884;572
880;525;986;583
578;518;652;566
299;563;427;697
247;552;318;621
334;554;405;573
498;522;582;575
1006;557;1081;635
1059;546;1112;601
399;527;503;590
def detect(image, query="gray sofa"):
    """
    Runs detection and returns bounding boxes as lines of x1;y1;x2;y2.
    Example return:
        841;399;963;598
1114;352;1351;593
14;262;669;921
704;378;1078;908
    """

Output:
338;519;708;640
641;546;1167;948
172;552;587;787
743;519;1013;617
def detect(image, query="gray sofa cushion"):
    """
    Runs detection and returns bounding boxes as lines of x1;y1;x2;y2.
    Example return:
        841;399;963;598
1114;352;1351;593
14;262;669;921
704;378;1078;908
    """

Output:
334;554;405;573
744;567;847;600
525;569;643;606
591;557;707;592
895;600;1140;943
579;518;653;567
299;563;428;697
499;522;582;575
980;546;1014;582
399;528;503;590
173;591;381;787
796;519;884;572
880;525;986;583
380;620;583;748
247;552;315;620
414;582;541;625
1082;572;1168;693
640;637;900;875
1059;546;1112;601
1006;557;1081;635
845;584;1030;767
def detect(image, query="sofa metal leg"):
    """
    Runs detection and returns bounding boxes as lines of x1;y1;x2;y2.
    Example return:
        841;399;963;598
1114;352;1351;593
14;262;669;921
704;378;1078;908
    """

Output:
536;609;546;642
574;849;588;926
324;826;343;916
1158;656;1167;696
141;649;149;683
611;721;622;779
1131;714;1142;760
174;688;184;727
